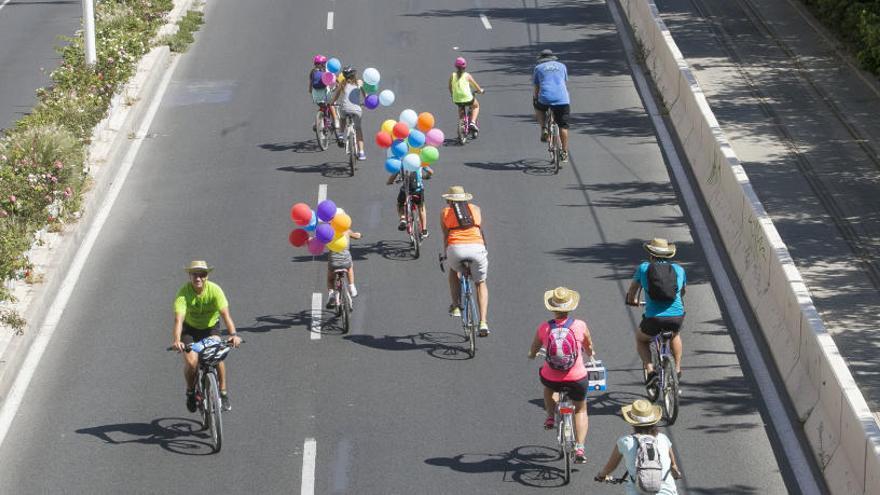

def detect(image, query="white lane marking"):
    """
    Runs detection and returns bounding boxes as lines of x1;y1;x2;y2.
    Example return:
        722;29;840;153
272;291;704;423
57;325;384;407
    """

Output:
326;11;334;30
480;14;492;30
0;0;13;13
607;1;821;492
0;55;182;449
301;437;317;495
311;292;322;340
318;184;327;204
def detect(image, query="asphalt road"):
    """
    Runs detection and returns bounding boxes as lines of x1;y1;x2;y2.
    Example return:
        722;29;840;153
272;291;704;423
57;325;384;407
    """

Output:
0;0;82;131
0;0;807;493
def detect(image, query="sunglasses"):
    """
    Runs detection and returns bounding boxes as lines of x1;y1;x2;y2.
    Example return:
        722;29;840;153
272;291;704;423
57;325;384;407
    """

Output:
190;272;208;279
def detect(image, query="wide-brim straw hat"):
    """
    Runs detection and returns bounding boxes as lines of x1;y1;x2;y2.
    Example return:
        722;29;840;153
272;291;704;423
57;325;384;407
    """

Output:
621;399;662;426
442;186;473;202
537;49;558;61
184;260;214;274
644;238;676;258
544;287;580;312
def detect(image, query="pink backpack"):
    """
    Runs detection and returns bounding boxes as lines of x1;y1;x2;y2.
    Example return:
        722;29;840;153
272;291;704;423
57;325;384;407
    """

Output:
545;318;579;371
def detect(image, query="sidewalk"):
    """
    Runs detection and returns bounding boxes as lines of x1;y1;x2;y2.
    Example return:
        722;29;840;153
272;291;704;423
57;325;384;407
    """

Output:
653;0;880;416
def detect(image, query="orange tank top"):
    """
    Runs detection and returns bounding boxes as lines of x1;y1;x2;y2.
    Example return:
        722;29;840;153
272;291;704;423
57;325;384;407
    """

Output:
442;204;484;245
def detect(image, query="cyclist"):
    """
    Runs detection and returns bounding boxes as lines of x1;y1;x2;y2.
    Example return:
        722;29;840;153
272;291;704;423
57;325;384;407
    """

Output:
625;238;686;389
171;261;241;413
330;65;367;160
528;287;595;464
533;49;571;163
594;399;682;491
387;168;428;239
441;186;490;335
308;54;339;137
449;57;484;135
326;223;362;308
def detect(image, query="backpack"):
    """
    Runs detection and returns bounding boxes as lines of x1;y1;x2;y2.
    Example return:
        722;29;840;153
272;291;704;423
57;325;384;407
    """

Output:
544;318;579;371
450;202;475;229
646;262;678;302
311;70;326;89
630;434;667;493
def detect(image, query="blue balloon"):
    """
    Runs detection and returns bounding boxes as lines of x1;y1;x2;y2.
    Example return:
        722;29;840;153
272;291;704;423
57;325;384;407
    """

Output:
304;211;318;231
391;139;408;159
407;129;426;149
327;58;341;74
385;158;402;174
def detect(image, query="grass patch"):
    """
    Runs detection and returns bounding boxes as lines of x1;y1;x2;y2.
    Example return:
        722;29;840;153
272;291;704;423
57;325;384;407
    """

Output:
163;9;204;53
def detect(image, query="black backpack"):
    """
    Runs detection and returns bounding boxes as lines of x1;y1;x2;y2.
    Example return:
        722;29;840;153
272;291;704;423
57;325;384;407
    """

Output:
646;262;678;302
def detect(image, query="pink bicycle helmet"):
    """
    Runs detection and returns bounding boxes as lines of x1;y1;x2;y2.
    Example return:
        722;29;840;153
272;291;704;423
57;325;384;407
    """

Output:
313;54;328;65
454;57;467;69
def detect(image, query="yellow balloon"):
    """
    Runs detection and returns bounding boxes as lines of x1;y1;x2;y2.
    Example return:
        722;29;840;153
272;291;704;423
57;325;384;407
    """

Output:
327;234;349;253
331;212;352;233
337;74;345;84
381;119;396;135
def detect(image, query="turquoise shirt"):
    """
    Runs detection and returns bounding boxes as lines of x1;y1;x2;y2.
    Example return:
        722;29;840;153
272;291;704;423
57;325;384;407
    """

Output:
633;261;686;317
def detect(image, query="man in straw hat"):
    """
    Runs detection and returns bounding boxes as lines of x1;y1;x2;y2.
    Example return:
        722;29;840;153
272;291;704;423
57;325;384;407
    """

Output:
529;286;594;464
625;238;686;390
171;261;241;413
533;48;571;163
595;399;682;490
441;186;491;336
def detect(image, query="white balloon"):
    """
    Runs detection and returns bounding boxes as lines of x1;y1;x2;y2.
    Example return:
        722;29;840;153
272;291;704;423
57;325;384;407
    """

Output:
363;67;381;86
399;109;418;128
402;153;421;172
379;89;395;107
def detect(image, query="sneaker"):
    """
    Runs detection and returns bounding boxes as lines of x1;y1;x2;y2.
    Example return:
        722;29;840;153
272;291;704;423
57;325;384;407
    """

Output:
186;390;197;413
326;290;337;308
544;416;555;430
220;391;231;412
449;305;461;317
349;284;358;298
420;230;429;240
336;137;345;148
478;321;490;337
540;128;549;142
357;151;366;161
561;150;569;163
645;370;658;386
469;122;479;134
398;219;407;231
574;447;587;464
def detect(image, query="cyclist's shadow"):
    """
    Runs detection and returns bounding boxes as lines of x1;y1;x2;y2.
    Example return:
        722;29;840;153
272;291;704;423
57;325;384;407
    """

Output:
425;445;569;488
76;417;215;456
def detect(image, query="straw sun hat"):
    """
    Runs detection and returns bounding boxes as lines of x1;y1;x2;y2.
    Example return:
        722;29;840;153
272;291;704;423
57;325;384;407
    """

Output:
537;49;558;61
644;238;676;258
441;186;473;202
184;260;213;274
543;287;580;312
621;399;662;426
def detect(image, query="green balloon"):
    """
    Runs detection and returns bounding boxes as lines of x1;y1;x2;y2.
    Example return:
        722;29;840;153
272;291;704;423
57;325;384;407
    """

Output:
364;83;379;94
420;146;439;163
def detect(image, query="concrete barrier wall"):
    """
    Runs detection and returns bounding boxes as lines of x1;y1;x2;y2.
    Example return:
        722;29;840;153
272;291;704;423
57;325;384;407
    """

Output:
617;0;880;492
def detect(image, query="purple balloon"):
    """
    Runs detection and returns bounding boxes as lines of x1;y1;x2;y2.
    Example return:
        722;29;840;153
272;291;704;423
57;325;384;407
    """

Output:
364;94;380;110
315;223;335;243
316;200;337;222
307;237;325;255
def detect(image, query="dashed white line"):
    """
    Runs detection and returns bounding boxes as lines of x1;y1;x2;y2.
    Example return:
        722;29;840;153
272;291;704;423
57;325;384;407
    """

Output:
301;437;317;495
311;292;322;340
326;11;334;30
480;14;492;30
318;184;327;204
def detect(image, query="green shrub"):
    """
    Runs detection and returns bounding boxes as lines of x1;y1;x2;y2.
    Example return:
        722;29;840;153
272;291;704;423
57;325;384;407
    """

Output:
802;0;880;75
163;9;204;53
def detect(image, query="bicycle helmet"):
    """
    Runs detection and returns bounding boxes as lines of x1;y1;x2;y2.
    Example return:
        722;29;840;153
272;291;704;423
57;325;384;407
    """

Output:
342;65;356;78
454;57;467;69
313;54;327;65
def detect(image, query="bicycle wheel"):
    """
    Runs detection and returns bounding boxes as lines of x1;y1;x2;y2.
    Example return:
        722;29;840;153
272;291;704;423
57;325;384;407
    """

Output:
340;274;351;334
315;111;329;151
458;117;468;145
205;372;223;452
550;124;561;174
348;132;357;176
465;284;478;356
410;203;421;259
561;414;573;484
662;357;679;425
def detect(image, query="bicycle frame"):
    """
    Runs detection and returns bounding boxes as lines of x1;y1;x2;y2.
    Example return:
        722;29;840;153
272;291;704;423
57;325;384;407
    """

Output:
457;104;475;144
651;331;679;424
333;269;353;333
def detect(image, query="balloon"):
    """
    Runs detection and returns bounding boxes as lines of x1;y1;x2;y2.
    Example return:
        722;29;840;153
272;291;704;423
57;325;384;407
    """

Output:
392;122;410;139
304;211;318;231
386;147;394;158
331;212;352;233
337;74;345;84
407;129;426;148
307;237;325;255
364;94;379;109
379;90;395;106
385;158;402;174
381;119;396;135
327;58;341;73
291;203;312;225
321;71;336;87
391;139;408;159
420;146;439;164
363;83;378;94
363;67;381;85
327;234;349;253
399;109;418;128
417;112;435;132
315;223;336;243
316;200;337;222
402;153;421;172
375;131;393;148
289;229;309;247
425;128;445;147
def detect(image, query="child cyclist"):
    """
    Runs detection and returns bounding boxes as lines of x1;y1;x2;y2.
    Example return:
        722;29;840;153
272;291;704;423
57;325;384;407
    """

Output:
448;57;484;134
308;55;339;134
387;168;429;239
326;223;361;308
330;66;367;160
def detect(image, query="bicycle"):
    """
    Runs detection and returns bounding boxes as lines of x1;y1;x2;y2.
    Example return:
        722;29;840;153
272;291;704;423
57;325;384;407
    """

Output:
331;268;353;333
402;173;422;258
628;293;680;425
439;254;478;357
341;114;357;176
534;347;576;485
456;98;481;145
166;337;242;453
314;102;336;151
544;109;563;174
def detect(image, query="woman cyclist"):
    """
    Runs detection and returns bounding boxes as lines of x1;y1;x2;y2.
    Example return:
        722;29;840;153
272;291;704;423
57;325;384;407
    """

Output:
448;57;484;134
307;55;338;136
330;66;367;160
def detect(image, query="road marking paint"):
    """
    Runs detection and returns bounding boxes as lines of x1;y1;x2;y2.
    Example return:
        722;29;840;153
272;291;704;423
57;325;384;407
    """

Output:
318;184;327;204
607;1;821;492
0;54;182;449
301;437;317;495
311;292;322;340
0;0;13;13
480;14;492;30
326;11;334;30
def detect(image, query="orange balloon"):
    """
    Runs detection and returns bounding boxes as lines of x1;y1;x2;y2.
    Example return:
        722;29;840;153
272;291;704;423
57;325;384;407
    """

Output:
417;112;435;132
331;212;352;233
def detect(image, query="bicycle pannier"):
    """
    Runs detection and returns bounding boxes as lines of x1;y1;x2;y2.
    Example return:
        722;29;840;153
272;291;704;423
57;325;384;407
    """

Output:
646;262;677;302
544;318;578;371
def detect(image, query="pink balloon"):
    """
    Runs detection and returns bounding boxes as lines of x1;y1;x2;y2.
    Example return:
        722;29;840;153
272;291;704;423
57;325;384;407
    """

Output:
307;237;325;255
321;71;336;86
425;128;445;147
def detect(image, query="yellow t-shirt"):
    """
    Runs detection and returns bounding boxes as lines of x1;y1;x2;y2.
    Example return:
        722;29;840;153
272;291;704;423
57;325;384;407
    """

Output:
450;72;474;104
174;280;228;329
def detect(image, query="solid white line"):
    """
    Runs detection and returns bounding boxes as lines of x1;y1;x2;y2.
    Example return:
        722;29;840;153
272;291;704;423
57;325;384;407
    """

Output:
606;1;820;492
0;55;182;449
318;184;327;204
311;293;322;340
479;14;492;30
0;0;13;13
301;437;317;495
326;11;334;30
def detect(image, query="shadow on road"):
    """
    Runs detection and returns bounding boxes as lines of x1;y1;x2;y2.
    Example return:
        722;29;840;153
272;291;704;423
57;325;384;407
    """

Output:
345;331;472;360
75;417;214;456
464;158;556;176
425;445;570;488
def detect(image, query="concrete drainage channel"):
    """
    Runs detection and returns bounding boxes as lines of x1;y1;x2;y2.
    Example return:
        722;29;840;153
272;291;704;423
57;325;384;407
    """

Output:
611;0;880;493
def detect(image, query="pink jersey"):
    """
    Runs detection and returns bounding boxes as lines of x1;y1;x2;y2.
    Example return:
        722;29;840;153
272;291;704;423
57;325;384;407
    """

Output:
536;318;590;382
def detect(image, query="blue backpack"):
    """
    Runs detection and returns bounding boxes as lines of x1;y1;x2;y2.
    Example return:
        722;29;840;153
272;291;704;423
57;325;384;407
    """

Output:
311;70;326;90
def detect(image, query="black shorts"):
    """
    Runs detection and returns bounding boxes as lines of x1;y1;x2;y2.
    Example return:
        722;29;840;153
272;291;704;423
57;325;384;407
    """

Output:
397;188;423;206
181;321;221;344
540;373;590;401
533;101;571;129
639;316;684;337
456;99;475;109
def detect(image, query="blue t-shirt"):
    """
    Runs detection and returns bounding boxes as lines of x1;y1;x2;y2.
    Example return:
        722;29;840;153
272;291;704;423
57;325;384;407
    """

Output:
633;261;686;318
533;61;570;105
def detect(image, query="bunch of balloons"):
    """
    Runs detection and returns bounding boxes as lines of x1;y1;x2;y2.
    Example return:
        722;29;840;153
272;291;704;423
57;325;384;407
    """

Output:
288;200;353;255
360;67;395;110
375;109;444;174
315;57;343;88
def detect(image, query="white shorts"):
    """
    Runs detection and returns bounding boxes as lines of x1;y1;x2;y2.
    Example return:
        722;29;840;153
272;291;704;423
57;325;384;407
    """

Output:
446;244;488;282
